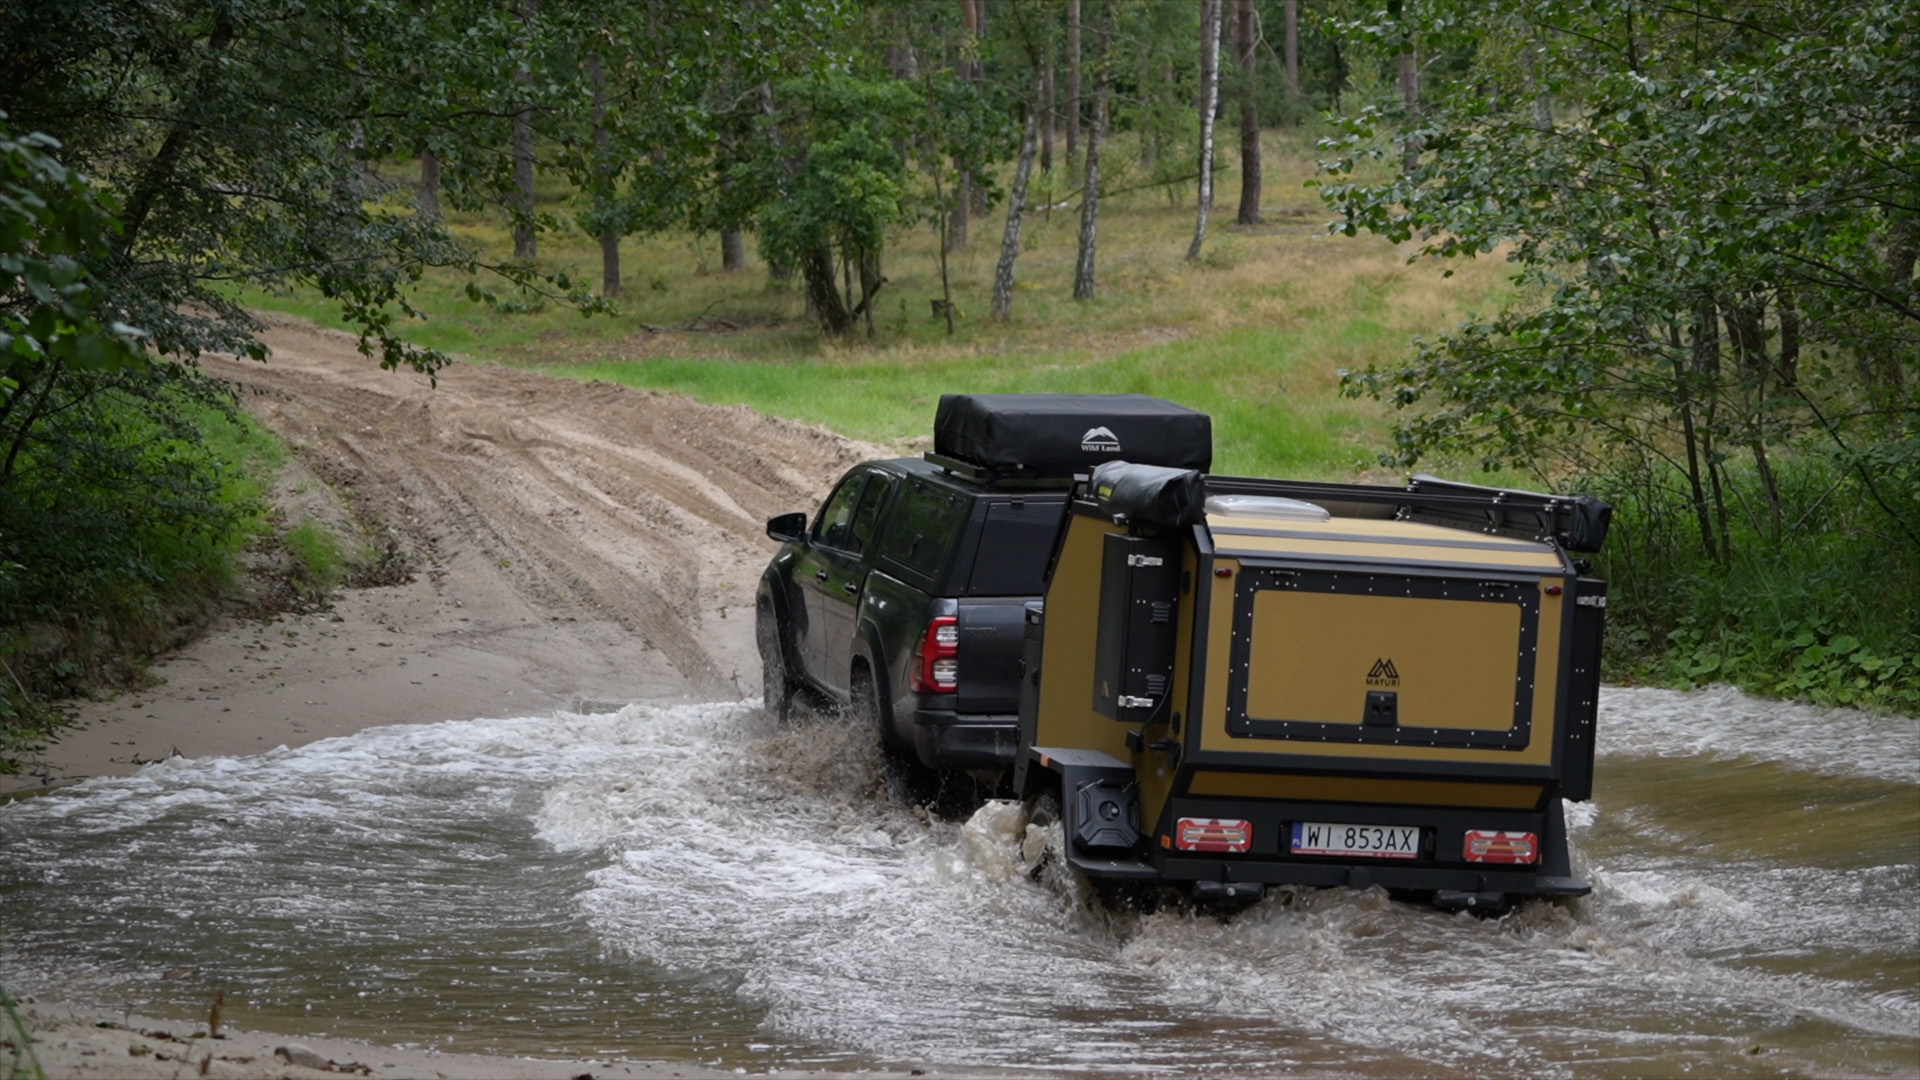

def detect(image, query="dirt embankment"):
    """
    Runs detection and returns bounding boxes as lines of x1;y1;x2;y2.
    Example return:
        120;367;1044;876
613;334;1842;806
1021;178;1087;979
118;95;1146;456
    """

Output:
4;316;878;793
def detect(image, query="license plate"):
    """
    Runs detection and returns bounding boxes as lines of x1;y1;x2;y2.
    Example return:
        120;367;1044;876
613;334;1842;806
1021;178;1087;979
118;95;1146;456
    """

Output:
1290;821;1420;859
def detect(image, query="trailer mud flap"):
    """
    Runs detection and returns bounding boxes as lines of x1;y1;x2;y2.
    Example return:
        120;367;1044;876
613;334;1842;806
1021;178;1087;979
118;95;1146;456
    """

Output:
1027;747;1159;879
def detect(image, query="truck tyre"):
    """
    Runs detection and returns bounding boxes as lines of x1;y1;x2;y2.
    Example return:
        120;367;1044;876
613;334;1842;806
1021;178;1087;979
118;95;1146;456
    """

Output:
853;665;939;807
757;603;796;723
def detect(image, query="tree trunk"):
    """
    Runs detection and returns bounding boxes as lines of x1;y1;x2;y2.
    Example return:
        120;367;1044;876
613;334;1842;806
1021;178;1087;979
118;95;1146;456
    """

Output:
1040;59;1055;174
587;51;618;297
933;168;956;336
802;248;855;335
1234;0;1261;225
1692;299;1731;562
115;8;237;256
1215;4;1231;121
857;250;883;339
1187;0;1221;262
1073;2;1110;300
991;94;1042;321
511;0;539;261
1329;39;1345;113
722;231;745;272
1283;0;1299;103
1066;0;1082;163
418;151;441;218
1526;45;1553;132
949;0;982;252
1777;293;1800;387
1399;49;1420;175
1667;320;1720;561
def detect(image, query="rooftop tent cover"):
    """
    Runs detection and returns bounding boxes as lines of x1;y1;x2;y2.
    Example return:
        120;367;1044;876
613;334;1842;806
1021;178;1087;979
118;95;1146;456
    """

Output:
933;394;1212;478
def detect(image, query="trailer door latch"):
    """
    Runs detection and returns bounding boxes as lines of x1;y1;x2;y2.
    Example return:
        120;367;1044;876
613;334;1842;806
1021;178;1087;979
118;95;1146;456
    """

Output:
1364;690;1399;727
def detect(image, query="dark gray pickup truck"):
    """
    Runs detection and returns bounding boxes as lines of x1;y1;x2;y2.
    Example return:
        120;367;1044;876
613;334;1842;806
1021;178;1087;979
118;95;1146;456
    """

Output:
757;455;1065;773
755;394;1212;779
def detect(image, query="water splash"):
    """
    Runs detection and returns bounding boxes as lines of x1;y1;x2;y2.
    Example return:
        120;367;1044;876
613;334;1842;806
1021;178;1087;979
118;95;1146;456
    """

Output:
1;692;1914;1076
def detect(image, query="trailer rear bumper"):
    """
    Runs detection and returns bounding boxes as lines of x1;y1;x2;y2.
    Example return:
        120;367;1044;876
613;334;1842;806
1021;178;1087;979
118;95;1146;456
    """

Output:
1056;780;1589;899
1143;856;1590;898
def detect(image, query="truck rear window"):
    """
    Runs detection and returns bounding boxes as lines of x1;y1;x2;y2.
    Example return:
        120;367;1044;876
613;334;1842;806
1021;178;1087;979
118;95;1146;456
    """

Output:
965;501;1061;596
876;480;967;583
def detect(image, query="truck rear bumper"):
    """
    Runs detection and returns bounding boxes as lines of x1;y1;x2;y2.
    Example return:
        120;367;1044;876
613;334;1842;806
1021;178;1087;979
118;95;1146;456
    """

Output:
908;708;1017;772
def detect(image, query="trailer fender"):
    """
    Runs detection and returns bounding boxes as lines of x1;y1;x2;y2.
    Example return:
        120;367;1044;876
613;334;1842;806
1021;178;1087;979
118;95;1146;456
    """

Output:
1024;747;1158;878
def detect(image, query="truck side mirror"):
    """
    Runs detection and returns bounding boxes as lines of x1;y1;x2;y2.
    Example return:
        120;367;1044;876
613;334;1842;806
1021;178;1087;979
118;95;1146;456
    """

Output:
766;511;808;543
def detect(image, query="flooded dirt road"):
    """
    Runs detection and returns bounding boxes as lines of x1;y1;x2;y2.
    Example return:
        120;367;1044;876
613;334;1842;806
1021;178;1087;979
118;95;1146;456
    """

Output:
5;685;1916;1077
4;323;1915;1075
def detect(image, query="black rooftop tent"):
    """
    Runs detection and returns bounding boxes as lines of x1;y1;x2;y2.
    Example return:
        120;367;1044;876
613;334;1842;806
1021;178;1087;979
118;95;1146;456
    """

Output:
932;393;1212;481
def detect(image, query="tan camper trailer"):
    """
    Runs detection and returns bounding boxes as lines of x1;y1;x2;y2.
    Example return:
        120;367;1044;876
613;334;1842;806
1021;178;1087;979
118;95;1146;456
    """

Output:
1013;458;1610;912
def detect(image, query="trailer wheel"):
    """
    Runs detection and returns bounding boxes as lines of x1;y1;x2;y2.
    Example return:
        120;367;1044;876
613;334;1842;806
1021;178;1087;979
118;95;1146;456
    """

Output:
1022;788;1095;907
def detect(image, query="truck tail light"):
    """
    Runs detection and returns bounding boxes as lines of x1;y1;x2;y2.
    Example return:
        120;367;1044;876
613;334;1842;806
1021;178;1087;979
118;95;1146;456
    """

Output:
911;616;959;693
1463;830;1539;864
1174;818;1251;853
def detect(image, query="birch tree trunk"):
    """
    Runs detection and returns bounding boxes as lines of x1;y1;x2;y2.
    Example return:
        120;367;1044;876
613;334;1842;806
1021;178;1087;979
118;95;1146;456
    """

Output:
1073;2;1110;300
1187;0;1221;262
510;0;538;261
1066;0;1081;163
1041;59;1055;174
1399;49;1421;175
1234;0;1261;225
991;94;1041;321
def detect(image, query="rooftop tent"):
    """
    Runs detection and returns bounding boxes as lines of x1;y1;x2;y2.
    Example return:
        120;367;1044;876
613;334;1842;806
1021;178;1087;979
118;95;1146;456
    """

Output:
932;393;1212;481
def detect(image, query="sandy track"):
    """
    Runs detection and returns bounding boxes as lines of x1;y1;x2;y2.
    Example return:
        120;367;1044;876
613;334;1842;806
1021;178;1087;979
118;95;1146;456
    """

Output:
217;317;878;699
4;317;877;793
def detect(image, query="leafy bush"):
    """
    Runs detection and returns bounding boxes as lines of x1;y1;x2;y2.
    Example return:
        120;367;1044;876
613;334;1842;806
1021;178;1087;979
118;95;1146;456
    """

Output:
1599;454;1920;712
0;366;275;694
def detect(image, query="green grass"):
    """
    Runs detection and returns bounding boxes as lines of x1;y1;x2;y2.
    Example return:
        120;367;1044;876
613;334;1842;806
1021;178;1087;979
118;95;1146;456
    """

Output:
555;322;1415;479
283;519;347;595
244;129;1516;482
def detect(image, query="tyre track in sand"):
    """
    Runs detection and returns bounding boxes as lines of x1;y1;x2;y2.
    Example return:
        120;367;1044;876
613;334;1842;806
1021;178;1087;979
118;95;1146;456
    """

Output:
208;315;880;702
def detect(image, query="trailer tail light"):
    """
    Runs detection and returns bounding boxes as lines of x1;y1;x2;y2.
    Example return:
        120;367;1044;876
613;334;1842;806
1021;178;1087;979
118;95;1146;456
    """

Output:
911;616;959;693
1174;818;1251;853
1463;830;1539;864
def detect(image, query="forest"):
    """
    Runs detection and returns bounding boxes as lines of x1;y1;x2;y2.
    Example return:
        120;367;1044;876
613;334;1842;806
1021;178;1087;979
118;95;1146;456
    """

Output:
1;0;1915;763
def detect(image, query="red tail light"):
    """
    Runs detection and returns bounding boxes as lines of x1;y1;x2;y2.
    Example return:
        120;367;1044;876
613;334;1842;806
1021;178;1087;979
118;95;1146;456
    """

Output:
1463;830;1539;864
1174;818;1251;853
911;616;959;693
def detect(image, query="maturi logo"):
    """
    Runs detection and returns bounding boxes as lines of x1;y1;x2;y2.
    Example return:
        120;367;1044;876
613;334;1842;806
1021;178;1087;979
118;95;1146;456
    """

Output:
1366;658;1400;687
1081;425;1122;453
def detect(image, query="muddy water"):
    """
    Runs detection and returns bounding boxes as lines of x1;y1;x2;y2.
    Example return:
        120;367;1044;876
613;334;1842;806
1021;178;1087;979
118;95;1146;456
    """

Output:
3;688;1916;1077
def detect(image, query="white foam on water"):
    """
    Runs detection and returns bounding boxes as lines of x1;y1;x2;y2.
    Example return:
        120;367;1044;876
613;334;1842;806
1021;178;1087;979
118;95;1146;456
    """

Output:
3;696;1916;1075
1599;685;1920;784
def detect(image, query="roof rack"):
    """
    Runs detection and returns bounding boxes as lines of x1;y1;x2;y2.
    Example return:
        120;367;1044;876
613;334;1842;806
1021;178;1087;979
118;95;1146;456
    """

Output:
922;452;1077;490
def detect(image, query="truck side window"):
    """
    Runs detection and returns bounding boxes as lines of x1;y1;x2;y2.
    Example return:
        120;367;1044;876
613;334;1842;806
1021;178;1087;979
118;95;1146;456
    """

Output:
877;480;965;582
849;475;892;554
812;475;869;550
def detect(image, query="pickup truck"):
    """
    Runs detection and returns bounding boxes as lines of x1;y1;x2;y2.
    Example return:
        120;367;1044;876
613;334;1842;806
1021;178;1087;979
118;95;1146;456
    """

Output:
757;457;1064;776
755;394;1213;782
